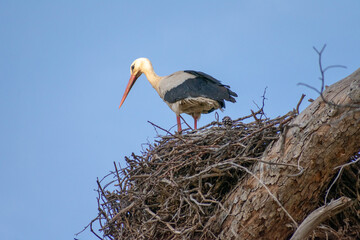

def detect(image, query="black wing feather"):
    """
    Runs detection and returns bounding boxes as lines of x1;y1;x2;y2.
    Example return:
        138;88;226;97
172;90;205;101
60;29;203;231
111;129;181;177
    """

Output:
164;70;238;108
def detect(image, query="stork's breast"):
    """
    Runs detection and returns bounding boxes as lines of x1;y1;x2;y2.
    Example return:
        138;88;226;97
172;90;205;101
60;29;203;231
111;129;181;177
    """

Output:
170;97;221;115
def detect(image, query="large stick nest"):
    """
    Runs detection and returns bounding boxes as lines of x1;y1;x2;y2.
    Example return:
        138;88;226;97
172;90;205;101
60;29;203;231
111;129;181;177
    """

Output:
86;110;359;240
91;110;297;240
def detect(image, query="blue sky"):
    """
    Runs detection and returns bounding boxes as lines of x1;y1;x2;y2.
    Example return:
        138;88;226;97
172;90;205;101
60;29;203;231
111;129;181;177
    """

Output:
0;1;359;239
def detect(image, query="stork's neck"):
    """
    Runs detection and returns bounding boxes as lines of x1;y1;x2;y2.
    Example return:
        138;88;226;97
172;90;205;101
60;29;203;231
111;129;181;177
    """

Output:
143;67;162;91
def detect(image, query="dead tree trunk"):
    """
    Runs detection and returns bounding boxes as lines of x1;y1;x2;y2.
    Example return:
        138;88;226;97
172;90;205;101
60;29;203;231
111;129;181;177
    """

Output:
213;69;360;239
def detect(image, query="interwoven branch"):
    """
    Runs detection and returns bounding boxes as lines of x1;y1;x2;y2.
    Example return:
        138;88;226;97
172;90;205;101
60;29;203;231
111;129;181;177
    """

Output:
89;110;301;240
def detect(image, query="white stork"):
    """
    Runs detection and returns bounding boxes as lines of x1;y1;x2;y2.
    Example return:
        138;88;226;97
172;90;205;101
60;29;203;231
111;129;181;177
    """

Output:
119;58;237;132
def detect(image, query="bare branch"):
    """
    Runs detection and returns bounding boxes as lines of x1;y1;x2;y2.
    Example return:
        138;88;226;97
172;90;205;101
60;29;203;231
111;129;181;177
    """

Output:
290;197;353;240
147;121;186;143
299;45;360;110
296;94;306;114
324;167;344;205
334;157;360;170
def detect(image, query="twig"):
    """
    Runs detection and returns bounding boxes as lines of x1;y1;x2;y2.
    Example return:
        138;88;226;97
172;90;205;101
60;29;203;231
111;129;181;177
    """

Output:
324;157;360;204
298;45;358;109
296;94;306;114
334;157;360;170
290;197;352;240
145;207;182;235
233;108;263;122
324;167;343;205
252;87;268;120
75;216;100;236
148;121;186;143
113;162;122;191
109;202;136;224
91;217;103;240
251;110;260;123
180;115;193;131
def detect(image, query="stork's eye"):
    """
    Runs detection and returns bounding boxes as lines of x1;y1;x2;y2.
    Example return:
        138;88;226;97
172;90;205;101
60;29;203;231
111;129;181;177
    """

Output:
131;65;135;71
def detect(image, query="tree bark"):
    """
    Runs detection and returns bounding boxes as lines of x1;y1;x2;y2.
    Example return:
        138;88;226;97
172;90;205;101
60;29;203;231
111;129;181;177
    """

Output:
212;68;360;239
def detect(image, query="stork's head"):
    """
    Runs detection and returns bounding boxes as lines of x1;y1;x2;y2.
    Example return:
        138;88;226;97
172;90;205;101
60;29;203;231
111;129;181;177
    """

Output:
119;58;152;109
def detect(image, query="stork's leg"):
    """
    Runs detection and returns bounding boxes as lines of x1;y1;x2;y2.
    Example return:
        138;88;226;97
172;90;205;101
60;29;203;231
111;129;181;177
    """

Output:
193;116;198;130
176;115;182;132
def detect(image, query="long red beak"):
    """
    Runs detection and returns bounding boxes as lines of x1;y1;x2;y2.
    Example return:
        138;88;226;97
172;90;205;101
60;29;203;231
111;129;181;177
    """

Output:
119;74;138;109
